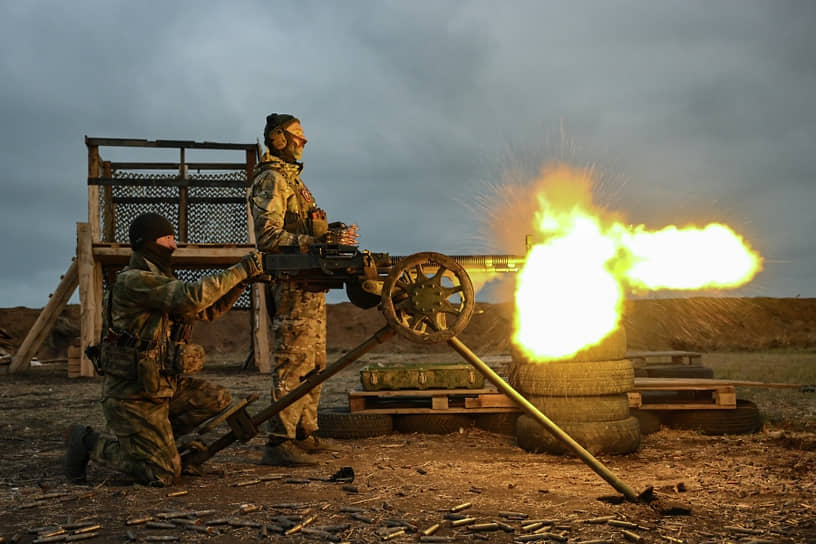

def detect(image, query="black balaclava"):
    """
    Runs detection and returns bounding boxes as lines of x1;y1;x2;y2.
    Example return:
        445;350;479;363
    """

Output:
128;212;175;275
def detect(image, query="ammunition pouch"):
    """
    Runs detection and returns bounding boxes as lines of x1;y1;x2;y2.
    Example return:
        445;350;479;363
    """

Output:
99;342;139;381
283;210;305;234
138;346;163;395
170;343;206;375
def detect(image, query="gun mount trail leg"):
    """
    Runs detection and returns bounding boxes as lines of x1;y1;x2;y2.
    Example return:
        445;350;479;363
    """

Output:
447;336;642;502
181;326;396;467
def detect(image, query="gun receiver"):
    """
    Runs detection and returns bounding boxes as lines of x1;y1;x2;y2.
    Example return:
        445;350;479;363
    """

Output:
261;244;525;309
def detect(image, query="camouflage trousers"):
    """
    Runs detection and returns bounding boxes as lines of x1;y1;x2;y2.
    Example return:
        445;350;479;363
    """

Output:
91;376;231;486
267;283;327;444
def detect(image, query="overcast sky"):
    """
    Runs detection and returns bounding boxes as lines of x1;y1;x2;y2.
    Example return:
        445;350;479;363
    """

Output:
1;0;814;308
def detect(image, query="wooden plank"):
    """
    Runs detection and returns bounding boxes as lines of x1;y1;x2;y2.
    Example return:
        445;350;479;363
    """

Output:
350;388;496;398
347;406;518;415
464;394;518;409
85;137;256;151
626;350;703;367
634;377;802;389
92;244;255;266
9;261;78;373
77;223;98;377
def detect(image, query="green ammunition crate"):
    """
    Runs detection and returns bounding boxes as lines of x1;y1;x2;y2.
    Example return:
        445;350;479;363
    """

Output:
359;362;484;391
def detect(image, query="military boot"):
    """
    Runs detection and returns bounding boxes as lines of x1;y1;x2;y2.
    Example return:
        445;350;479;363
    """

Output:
294;434;342;453
63;424;99;484
260;440;319;466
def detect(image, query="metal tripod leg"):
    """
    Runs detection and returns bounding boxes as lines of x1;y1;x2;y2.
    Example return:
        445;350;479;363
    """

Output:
447;336;641;502
181;325;396;467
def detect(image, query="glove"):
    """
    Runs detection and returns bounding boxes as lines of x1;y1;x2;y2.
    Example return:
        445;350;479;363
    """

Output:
325;223;359;246
239;251;264;278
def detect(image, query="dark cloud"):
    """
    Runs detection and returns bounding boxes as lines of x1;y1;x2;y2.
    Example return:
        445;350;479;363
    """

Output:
0;0;814;307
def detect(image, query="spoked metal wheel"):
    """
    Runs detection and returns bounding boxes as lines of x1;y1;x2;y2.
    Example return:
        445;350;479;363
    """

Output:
380;252;475;344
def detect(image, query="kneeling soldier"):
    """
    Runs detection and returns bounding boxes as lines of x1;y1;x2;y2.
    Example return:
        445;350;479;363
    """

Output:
64;213;264;486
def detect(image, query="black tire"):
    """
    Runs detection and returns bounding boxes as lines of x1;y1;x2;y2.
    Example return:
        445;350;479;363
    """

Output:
516;414;641;455
317;408;394;439
635;365;715;379
630;409;665;435
665;399;761;435
525;394;630;423
512;326;627;364
514;359;635;396
474;413;519;435
394;414;474;435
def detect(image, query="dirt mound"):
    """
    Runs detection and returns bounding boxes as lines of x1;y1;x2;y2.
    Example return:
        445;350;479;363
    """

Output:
1;297;815;362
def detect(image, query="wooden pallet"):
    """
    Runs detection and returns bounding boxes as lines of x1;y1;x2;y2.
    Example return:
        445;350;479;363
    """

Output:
626;350;703;368
348;388;517;414
629;378;735;410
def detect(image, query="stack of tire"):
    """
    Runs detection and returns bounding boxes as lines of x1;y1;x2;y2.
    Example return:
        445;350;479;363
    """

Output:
511;326;641;455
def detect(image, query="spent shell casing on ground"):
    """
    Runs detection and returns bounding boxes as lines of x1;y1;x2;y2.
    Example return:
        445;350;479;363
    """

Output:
493;520;515;532
126;516;153;525
146;521;177;530
608;520;641;530
156;512;188;520
450;502;472;513
233;478;262;487
420;522;441;536
583;515;616;524
190;509;216;517
450;517;477;527
31;534;68;544
37;529;66;539
658;535;684;543
350;513;373;524
499;511;529;520
535;530;568;540
339;506;365;513
72;525;101;535
284;514;316;535
467;522;499;532
522;522;545;531
382;529;405;540
165;490;188;497
622;529;644;542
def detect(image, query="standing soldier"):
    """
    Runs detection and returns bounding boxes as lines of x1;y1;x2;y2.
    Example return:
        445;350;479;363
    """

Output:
63;213;265;486
249;113;358;466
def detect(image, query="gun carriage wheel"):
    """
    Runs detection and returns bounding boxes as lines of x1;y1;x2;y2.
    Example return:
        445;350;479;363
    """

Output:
380;252;475;344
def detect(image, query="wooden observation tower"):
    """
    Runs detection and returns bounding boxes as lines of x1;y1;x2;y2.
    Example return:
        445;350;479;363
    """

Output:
9;137;272;375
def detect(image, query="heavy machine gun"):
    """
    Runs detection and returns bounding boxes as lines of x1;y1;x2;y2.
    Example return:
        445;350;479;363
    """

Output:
261;244;524;343
180;246;647;502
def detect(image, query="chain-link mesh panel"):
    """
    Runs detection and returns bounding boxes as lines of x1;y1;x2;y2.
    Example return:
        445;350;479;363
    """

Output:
100;170;250;245
98;170;253;309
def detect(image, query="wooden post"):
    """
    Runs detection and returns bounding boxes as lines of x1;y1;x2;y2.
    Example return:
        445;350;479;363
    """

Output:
9;261;79;373
178;148;188;243
245;152;271;373
86;139;101;241
77;222;99;377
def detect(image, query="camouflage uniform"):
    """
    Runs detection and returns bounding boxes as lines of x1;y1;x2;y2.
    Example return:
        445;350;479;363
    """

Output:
90;250;252;486
249;152;327;443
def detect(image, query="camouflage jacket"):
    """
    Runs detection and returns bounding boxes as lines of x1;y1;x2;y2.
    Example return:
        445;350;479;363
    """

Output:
101;250;250;399
249;153;322;253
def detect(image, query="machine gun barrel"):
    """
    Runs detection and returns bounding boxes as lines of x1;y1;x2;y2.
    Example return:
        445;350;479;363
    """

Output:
391;254;525;274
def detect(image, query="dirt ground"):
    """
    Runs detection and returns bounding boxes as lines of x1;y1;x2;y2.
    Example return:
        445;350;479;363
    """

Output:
0;299;815;543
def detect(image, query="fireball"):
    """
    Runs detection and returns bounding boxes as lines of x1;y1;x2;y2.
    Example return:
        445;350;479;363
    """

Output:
502;164;763;362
